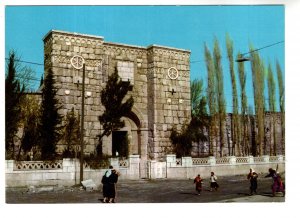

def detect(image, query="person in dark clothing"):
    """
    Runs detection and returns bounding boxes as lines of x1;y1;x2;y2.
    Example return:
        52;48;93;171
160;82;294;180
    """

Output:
101;165;114;203
107;169;119;203
247;168;258;195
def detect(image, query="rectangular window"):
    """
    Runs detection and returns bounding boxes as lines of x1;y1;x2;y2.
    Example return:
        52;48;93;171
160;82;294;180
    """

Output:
117;61;134;85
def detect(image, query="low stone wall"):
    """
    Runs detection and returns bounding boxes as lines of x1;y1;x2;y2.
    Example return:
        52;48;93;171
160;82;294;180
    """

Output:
5;155;141;188
151;155;285;179
5;155;285;187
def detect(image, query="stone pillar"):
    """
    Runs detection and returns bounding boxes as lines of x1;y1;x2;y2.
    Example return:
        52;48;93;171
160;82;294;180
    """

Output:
5;160;14;173
62;158;77;173
229;156;237;165
262;155;270;163
248;155;254;164
208;156;216;165
128;155;140;179
181;156;193;167
148;160;157;179
109;157;119;170
166;154;176;167
277;155;284;162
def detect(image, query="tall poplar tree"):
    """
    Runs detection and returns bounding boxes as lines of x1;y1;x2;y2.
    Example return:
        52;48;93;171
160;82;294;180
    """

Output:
213;38;226;157
267;64;277;155
250;46;265;156
191;79;204;116
40;69;63;160
226;34;240;156
276;60;285;154
237;52;249;156
204;43;217;156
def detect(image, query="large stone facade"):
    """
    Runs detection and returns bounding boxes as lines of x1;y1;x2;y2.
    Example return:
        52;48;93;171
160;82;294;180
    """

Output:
43;30;191;161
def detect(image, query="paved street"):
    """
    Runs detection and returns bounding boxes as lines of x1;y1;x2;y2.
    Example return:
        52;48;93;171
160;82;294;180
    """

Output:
6;175;284;203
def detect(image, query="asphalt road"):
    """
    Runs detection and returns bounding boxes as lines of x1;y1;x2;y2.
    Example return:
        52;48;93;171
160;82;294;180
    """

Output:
5;175;285;203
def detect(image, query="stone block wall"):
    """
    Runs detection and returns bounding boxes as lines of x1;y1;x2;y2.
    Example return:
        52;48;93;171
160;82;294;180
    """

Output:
43;30;191;161
147;45;191;160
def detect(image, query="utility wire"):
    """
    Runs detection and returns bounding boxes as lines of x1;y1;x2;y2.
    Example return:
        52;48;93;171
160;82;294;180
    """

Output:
190;40;284;63
240;40;284;57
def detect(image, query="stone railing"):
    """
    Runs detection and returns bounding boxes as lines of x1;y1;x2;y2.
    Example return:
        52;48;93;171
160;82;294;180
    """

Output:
166;155;285;167
6;155;140;187
14;160;63;171
162;154;285;179
119;159;129;168
176;158;182;166
192;157;209;165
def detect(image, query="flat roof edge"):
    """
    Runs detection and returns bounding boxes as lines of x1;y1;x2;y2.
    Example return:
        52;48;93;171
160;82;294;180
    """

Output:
43;30;104;41
147;44;191;53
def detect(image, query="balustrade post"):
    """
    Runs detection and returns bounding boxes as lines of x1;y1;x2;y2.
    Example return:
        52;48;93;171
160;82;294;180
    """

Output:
208;156;216;165
128;155;140;179
262;155;270;163
166;154;176;167
181;156;193;167
277;155;284;162
248;155;254;164
229;156;236;165
148;160;157;179
6;160;14;173
109;157;120;170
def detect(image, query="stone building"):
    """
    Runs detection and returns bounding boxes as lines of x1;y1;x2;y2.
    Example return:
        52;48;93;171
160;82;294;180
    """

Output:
43;30;191;162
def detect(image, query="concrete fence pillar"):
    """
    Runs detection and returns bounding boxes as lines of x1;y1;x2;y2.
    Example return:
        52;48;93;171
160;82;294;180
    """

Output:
229;156;236;165
128;155;140;179
6;160;14;173
208;156;216;165
262;155;270;163
277;155;284;162
166;154;177;167
148;160;157;179
62;158;78;173
109;157;119;170
181;157;193;167
248;155;254;164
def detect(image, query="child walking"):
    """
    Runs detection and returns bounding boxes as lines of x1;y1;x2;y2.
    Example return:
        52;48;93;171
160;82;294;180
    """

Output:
210;172;219;191
194;174;203;195
247;168;258;195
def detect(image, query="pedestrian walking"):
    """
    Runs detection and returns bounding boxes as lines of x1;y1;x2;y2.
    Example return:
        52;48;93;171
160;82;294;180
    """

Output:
247;168;258;195
194;174;203;195
101;165;114;203
265;168;285;197
210;172;219;191
107;168;119;203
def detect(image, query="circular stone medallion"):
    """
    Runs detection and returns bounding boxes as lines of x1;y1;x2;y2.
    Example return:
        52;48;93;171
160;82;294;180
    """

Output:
168;67;179;80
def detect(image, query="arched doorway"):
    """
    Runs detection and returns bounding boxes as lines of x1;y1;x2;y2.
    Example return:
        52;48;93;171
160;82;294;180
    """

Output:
111;111;141;158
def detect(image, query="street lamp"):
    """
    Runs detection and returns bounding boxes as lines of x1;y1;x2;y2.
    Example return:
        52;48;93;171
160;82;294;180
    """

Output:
71;55;85;183
235;56;251;62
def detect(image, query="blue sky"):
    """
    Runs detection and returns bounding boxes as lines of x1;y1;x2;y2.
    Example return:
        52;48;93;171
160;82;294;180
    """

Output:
5;5;285;112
